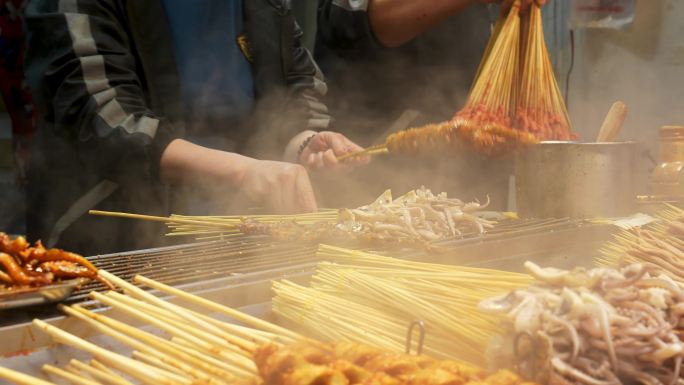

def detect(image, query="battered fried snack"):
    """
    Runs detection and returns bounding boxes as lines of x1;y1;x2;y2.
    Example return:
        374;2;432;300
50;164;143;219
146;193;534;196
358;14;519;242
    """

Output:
385;119;539;158
253;342;534;385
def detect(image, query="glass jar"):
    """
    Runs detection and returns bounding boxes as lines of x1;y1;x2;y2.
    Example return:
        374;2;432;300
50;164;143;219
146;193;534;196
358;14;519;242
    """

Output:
652;126;684;196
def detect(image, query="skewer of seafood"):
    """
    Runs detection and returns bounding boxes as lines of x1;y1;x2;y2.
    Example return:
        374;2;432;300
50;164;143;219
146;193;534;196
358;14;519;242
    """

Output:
89;187;497;248
598;204;684;284
480;261;684;385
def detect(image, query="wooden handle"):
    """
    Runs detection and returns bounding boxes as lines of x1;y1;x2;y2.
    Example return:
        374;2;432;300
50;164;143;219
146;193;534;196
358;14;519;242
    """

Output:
596;101;627;143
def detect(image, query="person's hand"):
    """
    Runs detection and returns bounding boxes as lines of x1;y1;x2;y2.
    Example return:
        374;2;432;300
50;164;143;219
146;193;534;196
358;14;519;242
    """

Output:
238;160;318;213
298;131;370;171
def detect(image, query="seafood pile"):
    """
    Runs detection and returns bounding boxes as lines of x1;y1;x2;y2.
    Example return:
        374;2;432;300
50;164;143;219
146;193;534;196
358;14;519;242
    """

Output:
240;187;496;247
0;232;109;290
255;341;538;385
480;261;684;385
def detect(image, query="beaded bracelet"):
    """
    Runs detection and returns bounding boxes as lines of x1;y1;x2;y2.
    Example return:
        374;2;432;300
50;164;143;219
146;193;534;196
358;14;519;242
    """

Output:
297;134;317;158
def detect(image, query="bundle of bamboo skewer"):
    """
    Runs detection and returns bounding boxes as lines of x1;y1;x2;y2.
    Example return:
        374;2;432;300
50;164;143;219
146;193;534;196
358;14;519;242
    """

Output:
0;267;539;385
596;204;684;284
0;270;301;385
516;4;574;140
88;209;337;239
89;187;497;247
272;245;533;366
338;0;575;161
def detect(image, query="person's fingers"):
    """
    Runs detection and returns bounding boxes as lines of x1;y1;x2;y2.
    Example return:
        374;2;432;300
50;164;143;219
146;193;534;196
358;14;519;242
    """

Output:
315;152;327;169
342;140;365;155
294;167;317;212
322;149;338;168
323;133;348;155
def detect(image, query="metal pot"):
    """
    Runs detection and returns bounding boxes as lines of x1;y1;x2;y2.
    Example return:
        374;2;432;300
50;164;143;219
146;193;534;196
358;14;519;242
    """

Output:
514;141;637;219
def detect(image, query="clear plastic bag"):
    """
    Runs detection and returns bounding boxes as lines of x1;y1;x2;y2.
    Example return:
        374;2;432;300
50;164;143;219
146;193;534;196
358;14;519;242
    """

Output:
569;0;636;30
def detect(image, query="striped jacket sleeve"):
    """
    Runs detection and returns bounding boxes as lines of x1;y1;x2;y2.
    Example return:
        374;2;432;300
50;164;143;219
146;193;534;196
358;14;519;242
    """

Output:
24;0;182;181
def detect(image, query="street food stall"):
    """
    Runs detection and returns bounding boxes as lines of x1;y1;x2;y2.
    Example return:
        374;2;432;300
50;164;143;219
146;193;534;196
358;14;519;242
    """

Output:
3;1;684;385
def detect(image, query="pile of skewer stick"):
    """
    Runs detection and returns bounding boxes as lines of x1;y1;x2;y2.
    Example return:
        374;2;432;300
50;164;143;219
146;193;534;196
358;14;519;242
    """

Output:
338;1;575;161
597;204;684;283
0;270;305;385
89;210;337;239
272;245;532;366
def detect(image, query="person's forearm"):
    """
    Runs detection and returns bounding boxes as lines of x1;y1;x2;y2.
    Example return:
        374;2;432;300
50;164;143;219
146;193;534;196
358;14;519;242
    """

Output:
369;0;477;47
159;139;256;186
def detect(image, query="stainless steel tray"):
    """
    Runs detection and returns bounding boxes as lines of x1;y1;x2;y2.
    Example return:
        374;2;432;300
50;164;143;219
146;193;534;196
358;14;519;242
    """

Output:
0;279;89;310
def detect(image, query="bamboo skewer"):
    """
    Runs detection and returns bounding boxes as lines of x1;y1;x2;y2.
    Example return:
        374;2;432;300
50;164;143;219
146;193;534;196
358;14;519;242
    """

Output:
89;361;122;381
104;292;254;359
131;352;186;378
134;274;303;341
106;291;259;352
32;320;189;385
98;271;260;352
60;305;237;383
42;365;102;385
0;366;57;385
68;360;133;385
89;292;257;374
272;245;530;364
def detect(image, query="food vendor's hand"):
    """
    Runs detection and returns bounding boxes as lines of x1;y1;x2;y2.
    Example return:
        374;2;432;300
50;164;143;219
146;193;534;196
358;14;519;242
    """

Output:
297;131;370;171
239;159;318;213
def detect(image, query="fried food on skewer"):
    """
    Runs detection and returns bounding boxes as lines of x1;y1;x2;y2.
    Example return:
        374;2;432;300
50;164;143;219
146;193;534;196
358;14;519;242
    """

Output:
0;252;54;286
253;342;535;385
385;120;539;158
0;269;11;285
0;232;110;291
341;3;574;161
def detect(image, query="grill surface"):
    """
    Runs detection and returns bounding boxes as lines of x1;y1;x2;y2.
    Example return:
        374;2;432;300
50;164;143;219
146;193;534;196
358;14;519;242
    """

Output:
0;217;597;326
79;217;578;298
74;238;319;303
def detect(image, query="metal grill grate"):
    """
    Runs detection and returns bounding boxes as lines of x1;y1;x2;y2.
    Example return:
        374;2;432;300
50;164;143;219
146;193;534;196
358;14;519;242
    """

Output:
0;218;594;326
69;238;318;303
71;217;578;301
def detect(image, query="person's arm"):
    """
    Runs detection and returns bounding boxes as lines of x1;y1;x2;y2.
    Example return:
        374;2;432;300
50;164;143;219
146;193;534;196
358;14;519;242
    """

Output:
25;1;317;213
368;0;477;47
161;139;317;213
25;0;181;183
280;11;368;170
319;0;543;49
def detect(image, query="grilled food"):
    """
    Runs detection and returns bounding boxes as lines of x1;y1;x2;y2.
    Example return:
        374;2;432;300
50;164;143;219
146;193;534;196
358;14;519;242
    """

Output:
385;120;539;157
0;232;110;290
238;187;496;247
340;3;574;161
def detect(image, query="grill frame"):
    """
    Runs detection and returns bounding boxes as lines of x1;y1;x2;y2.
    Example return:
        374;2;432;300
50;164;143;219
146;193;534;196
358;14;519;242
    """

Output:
0;218;617;371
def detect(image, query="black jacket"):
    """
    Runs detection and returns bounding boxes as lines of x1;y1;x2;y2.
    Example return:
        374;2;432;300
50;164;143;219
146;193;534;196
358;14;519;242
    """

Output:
24;0;330;254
